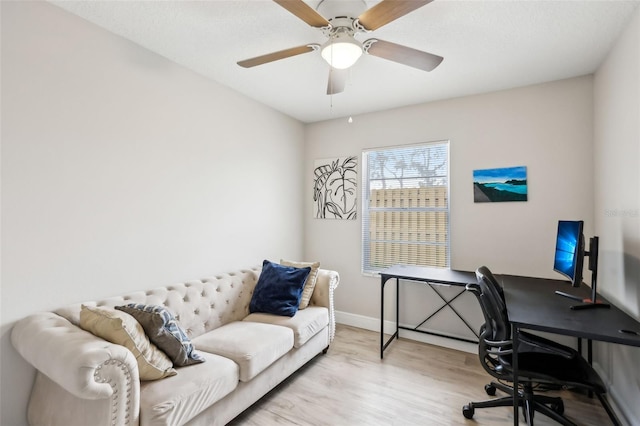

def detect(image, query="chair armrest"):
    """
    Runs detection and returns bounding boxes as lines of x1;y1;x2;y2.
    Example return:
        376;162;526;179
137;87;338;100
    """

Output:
12;312;140;425
483;333;574;359
519;331;575;359
466;283;480;292
310;269;340;342
483;337;513;356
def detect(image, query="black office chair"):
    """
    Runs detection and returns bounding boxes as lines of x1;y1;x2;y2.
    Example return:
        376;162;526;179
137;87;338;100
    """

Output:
462;266;610;425
475;266;578;359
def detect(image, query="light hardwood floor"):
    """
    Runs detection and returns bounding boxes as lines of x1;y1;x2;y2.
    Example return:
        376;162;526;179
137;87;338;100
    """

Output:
229;324;614;425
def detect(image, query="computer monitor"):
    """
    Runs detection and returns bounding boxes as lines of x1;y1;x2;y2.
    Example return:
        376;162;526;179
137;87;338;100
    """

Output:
553;219;609;309
553;220;584;288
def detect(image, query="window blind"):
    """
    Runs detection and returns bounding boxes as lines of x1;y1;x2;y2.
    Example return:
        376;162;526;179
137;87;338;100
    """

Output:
361;141;450;274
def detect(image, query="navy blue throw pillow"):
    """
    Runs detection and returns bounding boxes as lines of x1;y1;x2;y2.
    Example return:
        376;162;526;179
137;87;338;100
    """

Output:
250;260;311;317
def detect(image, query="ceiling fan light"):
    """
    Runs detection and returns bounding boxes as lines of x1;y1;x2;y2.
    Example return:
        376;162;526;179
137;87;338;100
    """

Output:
321;33;362;70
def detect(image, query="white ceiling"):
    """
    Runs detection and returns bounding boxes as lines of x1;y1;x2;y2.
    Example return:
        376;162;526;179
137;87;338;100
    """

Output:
51;0;639;123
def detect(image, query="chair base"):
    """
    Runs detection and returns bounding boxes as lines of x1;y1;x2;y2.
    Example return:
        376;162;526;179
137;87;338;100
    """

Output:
462;381;573;426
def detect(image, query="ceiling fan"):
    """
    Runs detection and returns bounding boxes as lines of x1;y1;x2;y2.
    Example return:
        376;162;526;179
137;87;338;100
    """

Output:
237;0;443;95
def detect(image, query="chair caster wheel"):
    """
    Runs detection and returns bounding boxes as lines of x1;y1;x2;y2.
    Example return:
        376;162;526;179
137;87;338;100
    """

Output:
484;384;496;396
462;404;475;419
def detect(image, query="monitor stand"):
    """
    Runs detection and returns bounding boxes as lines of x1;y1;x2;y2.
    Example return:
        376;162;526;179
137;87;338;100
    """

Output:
570;298;610;310
555;236;610;310
555;281;610;310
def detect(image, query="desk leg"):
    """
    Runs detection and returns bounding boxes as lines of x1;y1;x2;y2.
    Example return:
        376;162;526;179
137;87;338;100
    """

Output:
380;276;401;358
380;276;385;359
380;275;400;358
512;324;520;426
396;278;400;340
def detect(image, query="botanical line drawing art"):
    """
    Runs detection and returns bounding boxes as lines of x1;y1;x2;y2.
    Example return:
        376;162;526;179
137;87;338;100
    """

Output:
313;156;357;219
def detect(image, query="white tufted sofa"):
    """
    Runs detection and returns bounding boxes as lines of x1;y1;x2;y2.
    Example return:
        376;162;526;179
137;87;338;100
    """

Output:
11;266;339;426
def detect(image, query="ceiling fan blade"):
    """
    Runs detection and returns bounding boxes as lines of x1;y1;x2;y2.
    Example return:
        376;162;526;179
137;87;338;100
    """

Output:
364;39;443;71
238;45;318;68
273;0;330;28
357;0;433;31
327;68;348;95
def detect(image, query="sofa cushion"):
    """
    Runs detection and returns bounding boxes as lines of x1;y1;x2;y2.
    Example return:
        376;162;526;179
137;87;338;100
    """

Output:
79;305;176;381
115;303;205;367
280;259;320;310
243;306;328;348
191;321;293;382
249;260;310;317
139;351;239;426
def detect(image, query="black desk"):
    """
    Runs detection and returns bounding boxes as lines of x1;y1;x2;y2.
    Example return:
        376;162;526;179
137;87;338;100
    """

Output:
379;265;479;358
501;275;640;425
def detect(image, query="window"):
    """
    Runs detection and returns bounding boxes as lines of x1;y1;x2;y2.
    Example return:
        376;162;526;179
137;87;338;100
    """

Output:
361;141;450;274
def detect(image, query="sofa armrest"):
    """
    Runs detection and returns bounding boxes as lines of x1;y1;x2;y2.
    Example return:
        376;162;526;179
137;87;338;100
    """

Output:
12;312;140;426
310;269;340;342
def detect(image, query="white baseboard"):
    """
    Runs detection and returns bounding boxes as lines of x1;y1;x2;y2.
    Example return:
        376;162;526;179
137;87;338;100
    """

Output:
335;310;477;354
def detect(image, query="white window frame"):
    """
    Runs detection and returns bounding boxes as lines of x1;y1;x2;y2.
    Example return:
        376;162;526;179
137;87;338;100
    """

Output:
361;140;450;275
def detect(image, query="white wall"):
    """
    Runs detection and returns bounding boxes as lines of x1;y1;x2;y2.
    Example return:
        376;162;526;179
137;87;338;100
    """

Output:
594;6;640;425
0;2;305;425
305;77;595;343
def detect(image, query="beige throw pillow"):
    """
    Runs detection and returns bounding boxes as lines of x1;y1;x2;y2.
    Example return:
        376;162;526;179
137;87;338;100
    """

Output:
280;259;320;309
80;305;176;381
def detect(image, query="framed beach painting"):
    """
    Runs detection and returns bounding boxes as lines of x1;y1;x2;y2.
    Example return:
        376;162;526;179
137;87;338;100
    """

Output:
473;166;528;203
